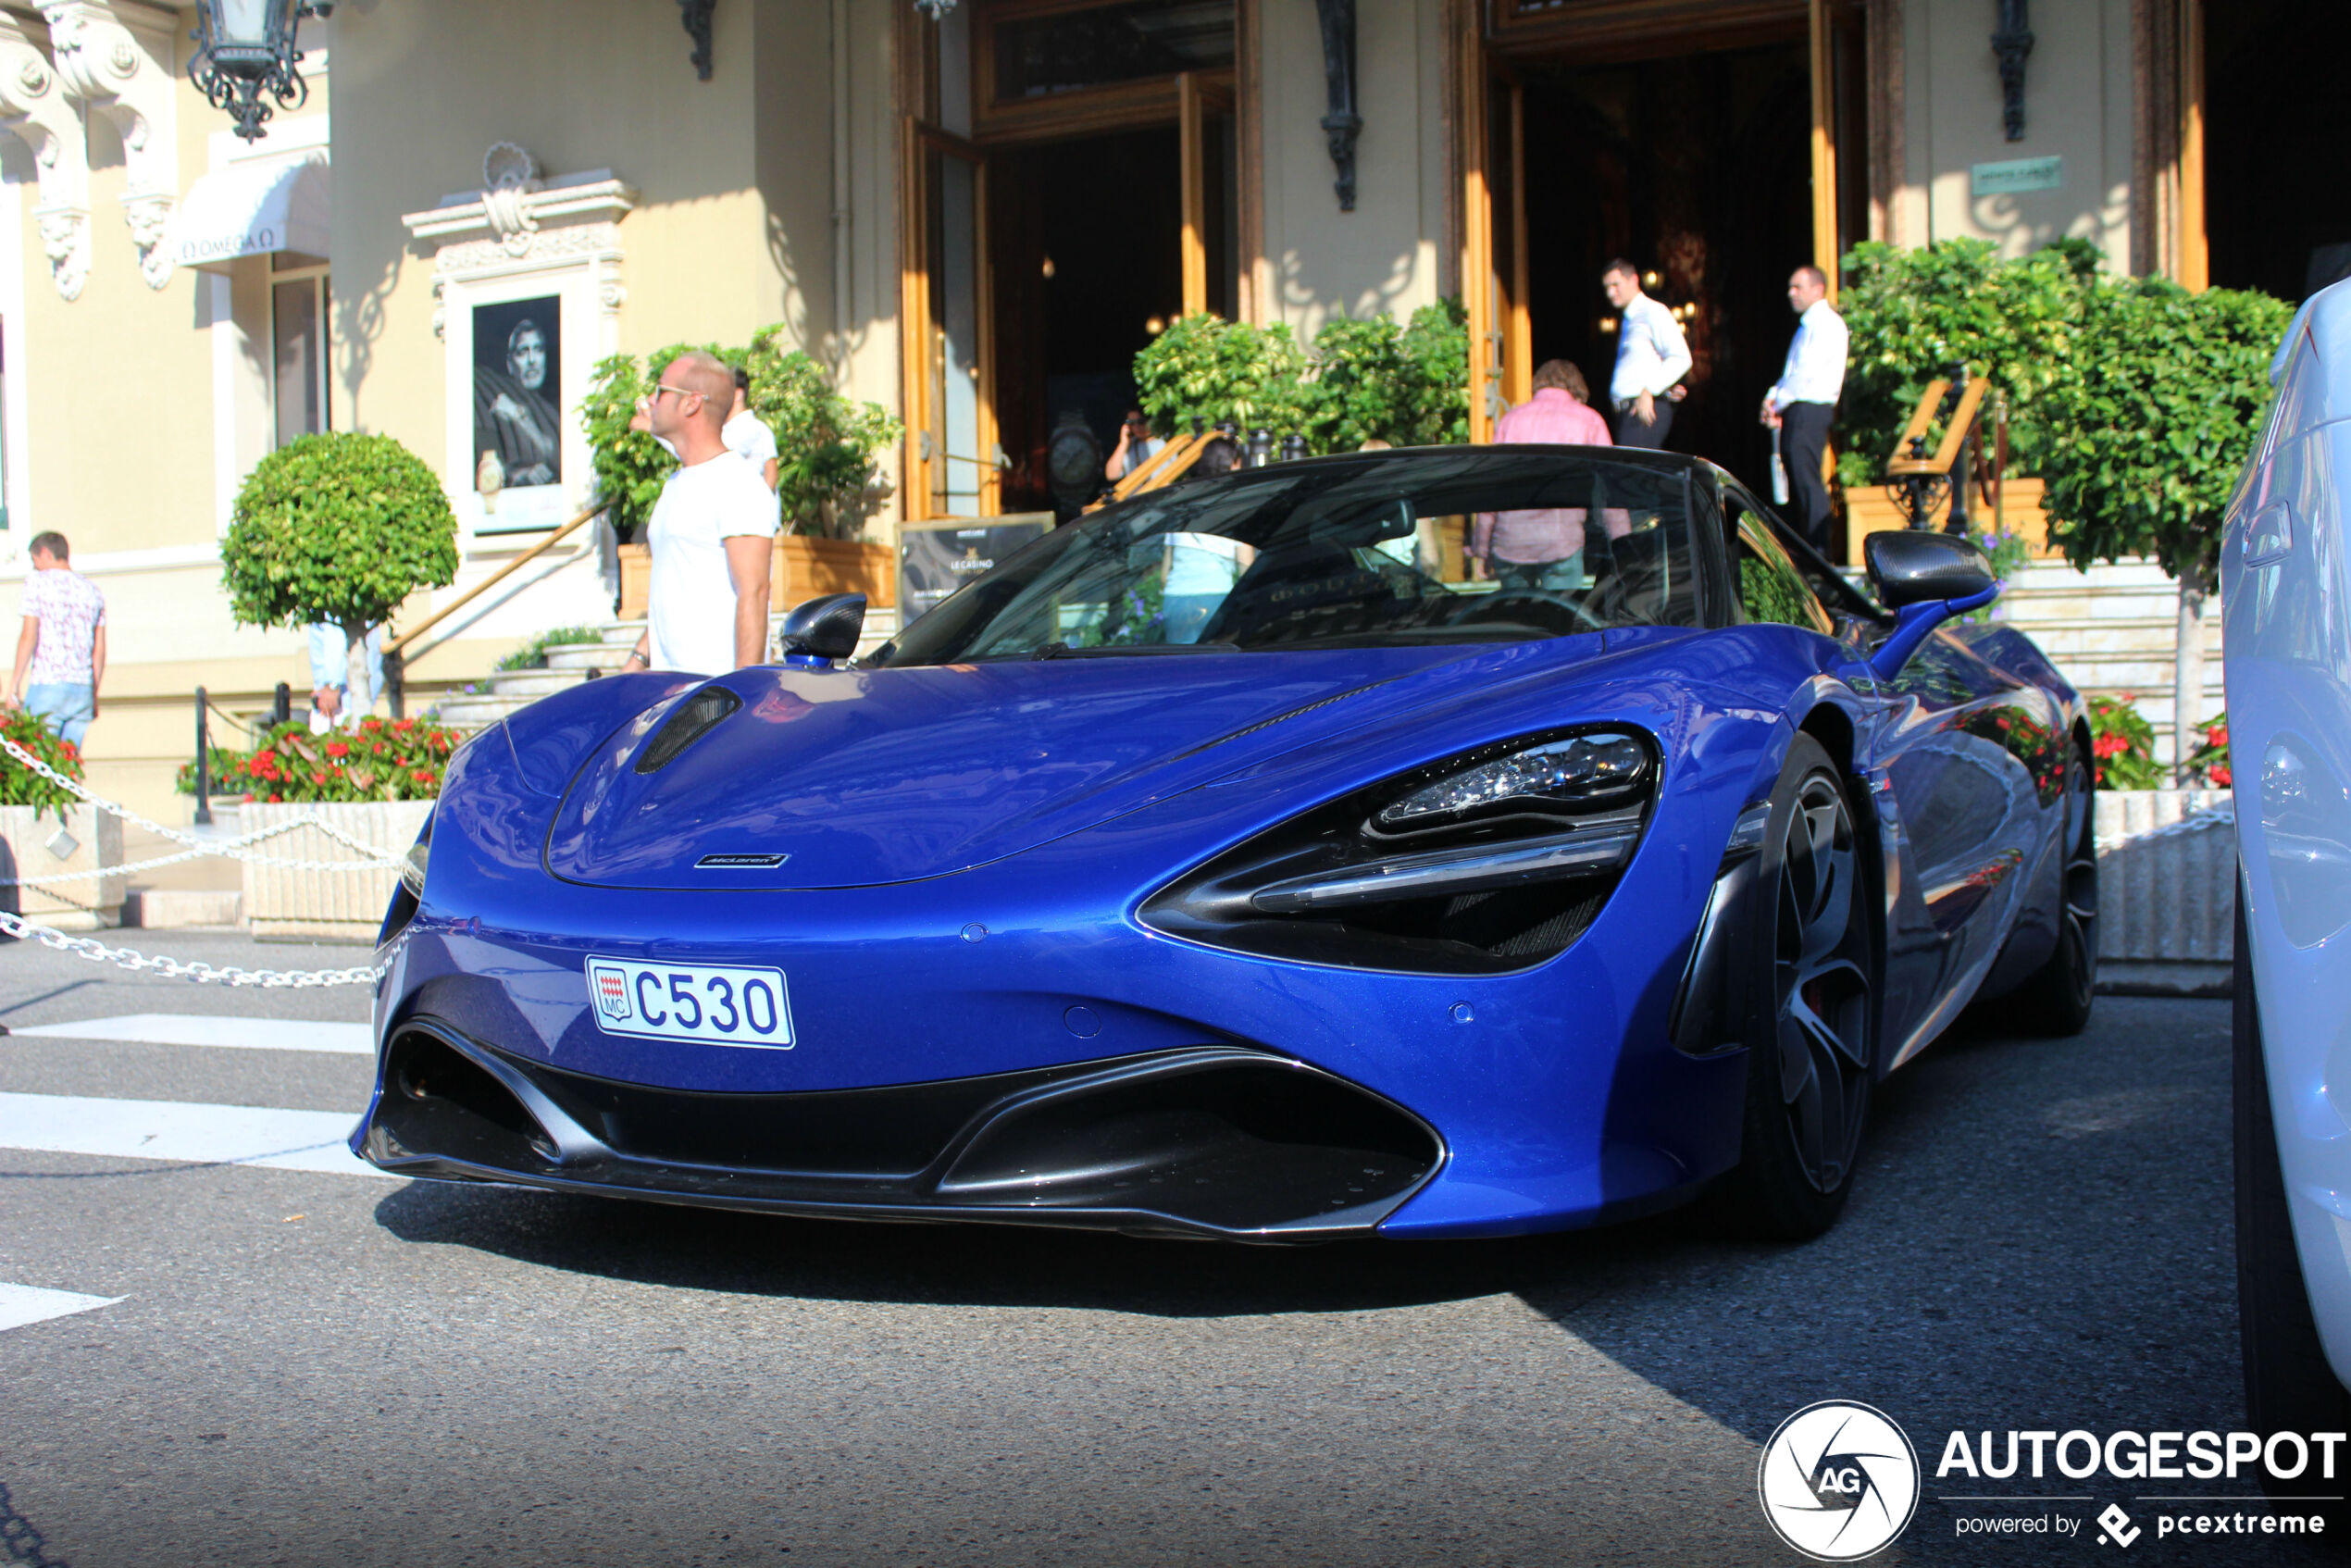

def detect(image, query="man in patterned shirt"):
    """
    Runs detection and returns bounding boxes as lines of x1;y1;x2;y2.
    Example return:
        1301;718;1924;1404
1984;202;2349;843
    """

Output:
7;531;105;747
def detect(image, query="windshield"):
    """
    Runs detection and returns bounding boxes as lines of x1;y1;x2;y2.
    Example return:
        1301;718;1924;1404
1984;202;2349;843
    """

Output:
870;449;1702;665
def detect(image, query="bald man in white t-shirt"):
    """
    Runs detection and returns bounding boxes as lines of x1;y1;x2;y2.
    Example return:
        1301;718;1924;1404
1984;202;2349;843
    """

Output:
623;352;779;677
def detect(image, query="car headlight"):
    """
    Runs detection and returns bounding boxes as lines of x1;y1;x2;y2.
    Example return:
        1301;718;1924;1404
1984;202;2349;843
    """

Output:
1141;728;1658;975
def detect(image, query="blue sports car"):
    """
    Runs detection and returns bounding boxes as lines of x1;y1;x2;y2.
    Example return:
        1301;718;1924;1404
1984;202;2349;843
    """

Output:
356;446;2095;1242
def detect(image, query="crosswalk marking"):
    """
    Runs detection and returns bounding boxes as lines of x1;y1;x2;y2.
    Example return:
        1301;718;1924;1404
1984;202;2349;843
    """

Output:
9;1014;372;1055
0;1091;388;1177
0;1281;121;1333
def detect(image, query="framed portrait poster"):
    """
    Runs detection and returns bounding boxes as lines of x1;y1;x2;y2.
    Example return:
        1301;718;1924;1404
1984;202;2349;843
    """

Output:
471;295;564;493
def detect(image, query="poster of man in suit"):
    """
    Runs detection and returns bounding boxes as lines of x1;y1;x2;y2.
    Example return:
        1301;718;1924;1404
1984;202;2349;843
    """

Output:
473;296;563;489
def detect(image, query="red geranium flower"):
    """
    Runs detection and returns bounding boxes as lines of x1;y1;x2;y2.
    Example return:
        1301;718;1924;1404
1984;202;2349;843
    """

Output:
325;741;349;759
412;768;436;786
2211;765;2233;788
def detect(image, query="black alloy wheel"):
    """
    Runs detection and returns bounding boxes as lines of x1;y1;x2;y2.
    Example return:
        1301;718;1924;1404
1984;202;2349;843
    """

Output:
1712;733;1877;1241
2010;746;2099;1036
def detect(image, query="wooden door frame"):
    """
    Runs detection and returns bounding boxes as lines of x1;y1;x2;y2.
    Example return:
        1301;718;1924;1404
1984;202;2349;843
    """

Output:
900;120;1000;519
1461;0;1853;435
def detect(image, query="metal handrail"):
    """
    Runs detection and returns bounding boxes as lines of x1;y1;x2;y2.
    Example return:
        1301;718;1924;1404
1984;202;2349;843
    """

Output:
384;502;607;660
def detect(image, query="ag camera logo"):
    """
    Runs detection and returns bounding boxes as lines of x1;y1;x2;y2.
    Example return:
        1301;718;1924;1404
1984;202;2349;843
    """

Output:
1759;1400;1922;1561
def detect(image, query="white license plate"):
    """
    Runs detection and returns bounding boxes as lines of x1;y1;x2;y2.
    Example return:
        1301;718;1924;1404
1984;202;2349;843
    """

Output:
583;957;795;1050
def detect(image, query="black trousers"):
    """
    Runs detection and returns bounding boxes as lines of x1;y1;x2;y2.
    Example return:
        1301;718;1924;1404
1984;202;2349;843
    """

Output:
1614;397;1673;450
1779;401;1835;555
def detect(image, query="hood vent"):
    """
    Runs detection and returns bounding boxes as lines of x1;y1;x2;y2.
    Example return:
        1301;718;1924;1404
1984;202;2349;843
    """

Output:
635;687;740;775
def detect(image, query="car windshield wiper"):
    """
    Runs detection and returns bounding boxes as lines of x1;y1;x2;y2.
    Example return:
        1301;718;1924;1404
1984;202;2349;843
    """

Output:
1030;641;1244;659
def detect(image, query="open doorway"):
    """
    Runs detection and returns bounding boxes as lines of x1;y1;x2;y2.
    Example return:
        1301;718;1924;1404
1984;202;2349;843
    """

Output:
1512;42;1813;494
990;126;1185;514
2205;0;2351;301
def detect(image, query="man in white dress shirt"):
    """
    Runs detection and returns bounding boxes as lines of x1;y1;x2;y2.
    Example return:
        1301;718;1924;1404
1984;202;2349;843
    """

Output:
1760;264;1849;555
1601;259;1692;451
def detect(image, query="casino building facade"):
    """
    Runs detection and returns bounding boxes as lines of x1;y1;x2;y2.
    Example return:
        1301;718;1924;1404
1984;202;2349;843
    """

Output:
0;0;2320;813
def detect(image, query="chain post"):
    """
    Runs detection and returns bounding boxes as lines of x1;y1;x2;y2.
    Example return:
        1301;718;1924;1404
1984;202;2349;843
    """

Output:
193;686;211;828
273;682;291;728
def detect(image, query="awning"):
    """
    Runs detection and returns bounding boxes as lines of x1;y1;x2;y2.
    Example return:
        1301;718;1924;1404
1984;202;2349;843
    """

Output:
164;156;330;272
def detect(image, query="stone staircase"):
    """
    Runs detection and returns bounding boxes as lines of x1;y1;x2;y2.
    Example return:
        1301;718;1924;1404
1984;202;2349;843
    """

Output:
429;610;904;728
1991;558;2222;767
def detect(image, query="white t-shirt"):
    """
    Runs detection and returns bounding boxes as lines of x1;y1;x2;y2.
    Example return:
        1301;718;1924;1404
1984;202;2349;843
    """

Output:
723;411;779;473
646;454;782;676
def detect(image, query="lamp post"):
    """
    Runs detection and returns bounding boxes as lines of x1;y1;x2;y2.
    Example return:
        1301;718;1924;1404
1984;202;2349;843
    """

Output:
188;0;331;143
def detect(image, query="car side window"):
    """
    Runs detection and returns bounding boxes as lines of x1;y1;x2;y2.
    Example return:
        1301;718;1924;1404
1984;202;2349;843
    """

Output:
1729;507;1835;635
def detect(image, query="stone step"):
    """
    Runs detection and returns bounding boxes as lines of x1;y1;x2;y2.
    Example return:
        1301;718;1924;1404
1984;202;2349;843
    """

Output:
430;696;532;727
546;642;634;672
2009;623;2224;659
2050;655;2227;692
490;668;589;700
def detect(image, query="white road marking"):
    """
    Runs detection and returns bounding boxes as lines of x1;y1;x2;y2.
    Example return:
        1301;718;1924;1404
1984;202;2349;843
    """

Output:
10;1014;372;1055
0;1281;120;1332
0;1091;387;1177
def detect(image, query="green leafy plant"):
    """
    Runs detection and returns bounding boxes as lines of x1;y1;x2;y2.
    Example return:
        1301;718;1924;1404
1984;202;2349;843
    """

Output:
581;333;901;542
2088;694;2163;790
492;625;605;674
744;328;902;539
0;707;84;811
2035;277;2291;780
1835;237;2104;492
185;716;469;803
1133;302;1470;455
2185;710;2231;789
221;433;460;711
1132;314;1312;440
173;744;250;800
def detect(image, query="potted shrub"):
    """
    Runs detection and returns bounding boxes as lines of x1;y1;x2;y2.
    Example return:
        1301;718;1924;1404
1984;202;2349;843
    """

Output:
0;707;120;929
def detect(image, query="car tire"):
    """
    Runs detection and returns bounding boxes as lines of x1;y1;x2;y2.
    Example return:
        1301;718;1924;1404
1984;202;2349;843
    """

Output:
2234;900;2351;1497
2008;745;2098;1038
1710;733;1877;1242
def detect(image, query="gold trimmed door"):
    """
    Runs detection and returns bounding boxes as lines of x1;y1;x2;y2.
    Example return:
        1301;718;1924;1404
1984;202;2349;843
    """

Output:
902;121;1000;518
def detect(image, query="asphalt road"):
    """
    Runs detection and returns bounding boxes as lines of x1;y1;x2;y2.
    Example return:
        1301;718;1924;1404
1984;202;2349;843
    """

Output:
0;931;2316;1566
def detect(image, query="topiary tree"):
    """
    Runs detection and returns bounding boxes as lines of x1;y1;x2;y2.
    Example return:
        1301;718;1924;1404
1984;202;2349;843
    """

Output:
2035;276;2292;779
221;432;460;713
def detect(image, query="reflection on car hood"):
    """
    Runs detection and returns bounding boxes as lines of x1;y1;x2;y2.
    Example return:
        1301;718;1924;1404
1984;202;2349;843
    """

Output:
543;642;1599;889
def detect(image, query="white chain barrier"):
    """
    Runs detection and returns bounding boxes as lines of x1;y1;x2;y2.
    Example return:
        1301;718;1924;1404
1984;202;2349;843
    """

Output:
0;905;383;987
0;731;406;878
0;733;402;987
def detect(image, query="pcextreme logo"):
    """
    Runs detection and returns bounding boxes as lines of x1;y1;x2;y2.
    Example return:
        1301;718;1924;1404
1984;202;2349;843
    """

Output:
1758;1400;1922;1562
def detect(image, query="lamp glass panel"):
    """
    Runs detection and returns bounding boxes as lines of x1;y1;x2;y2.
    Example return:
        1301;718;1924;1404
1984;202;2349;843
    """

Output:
212;0;284;48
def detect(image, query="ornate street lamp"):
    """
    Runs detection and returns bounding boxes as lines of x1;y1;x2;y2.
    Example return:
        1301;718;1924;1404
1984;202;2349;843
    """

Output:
188;0;332;143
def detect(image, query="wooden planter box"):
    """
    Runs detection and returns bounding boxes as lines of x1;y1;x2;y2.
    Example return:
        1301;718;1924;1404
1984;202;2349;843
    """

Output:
617;535;896;622
2095;788;2233;996
0;804;123;930
241;801;435;942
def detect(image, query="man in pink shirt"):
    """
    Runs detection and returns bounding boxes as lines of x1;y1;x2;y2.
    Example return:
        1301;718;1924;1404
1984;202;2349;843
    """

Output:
1472;360;1630;593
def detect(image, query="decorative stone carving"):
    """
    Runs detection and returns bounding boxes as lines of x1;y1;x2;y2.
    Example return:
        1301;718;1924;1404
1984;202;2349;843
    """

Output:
0;14;90;299
41;2;179;289
677;0;715;81
480;141;542;256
